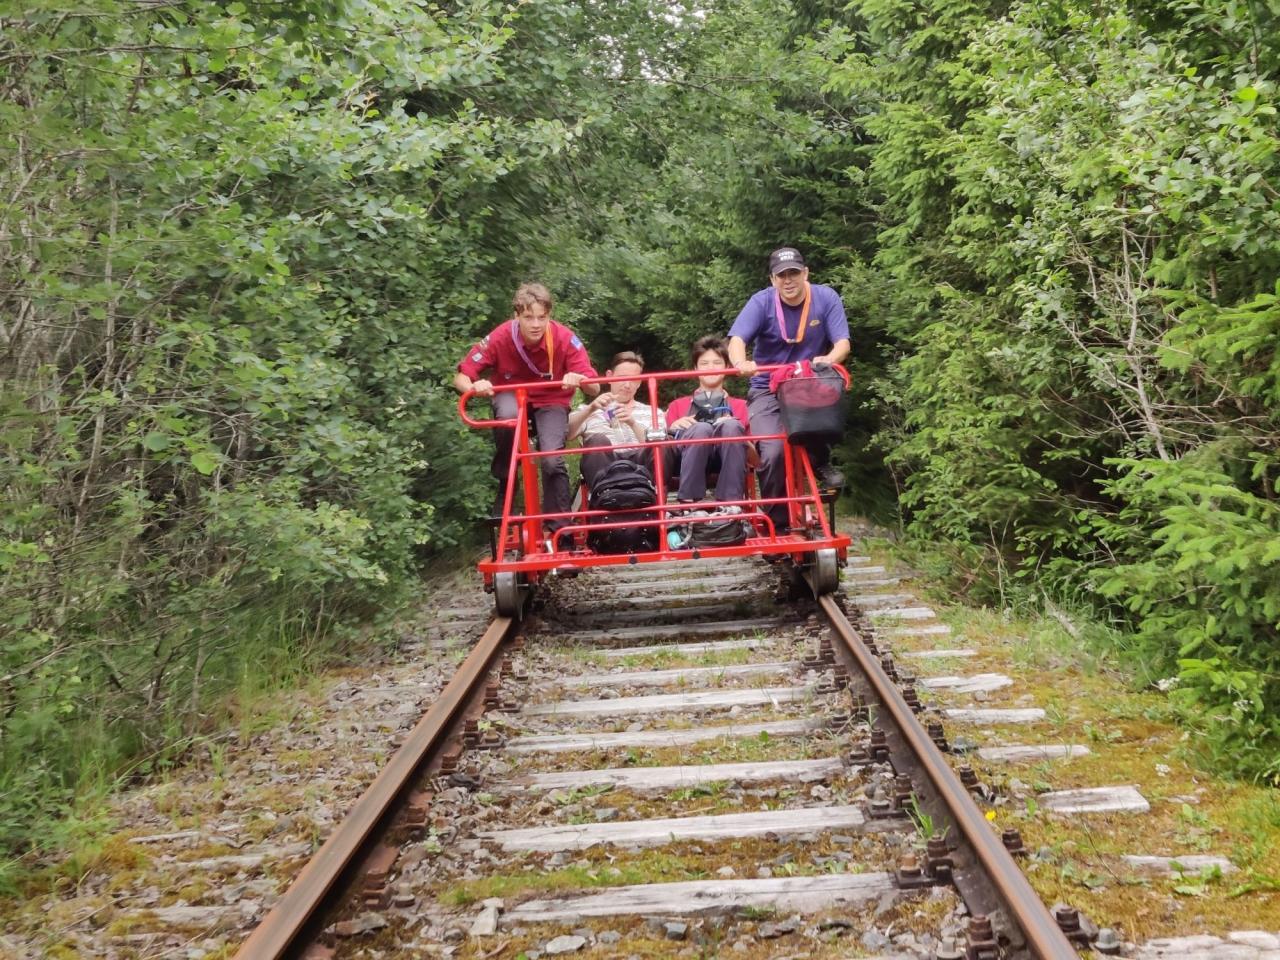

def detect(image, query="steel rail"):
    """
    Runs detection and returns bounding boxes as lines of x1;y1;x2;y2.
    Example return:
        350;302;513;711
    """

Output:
817;594;1077;960
234;616;515;960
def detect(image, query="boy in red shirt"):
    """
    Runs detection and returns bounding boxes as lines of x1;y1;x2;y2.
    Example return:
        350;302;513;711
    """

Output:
454;284;598;530
665;336;756;504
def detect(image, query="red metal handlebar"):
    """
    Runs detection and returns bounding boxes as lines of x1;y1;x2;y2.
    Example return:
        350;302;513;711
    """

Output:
457;363;850;429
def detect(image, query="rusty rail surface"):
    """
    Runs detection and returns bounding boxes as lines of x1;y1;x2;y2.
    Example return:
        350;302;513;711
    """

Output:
234;616;515;960
234;575;1078;960
817;593;1077;960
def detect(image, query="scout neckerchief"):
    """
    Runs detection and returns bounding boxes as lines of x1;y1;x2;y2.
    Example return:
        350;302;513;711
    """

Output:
773;281;812;344
510;318;556;380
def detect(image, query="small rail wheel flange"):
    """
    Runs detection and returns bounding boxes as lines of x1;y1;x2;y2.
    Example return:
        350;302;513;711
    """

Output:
494;572;525;618
811;547;839;595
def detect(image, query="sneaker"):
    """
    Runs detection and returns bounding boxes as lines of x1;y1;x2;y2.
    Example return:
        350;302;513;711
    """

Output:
815;464;845;490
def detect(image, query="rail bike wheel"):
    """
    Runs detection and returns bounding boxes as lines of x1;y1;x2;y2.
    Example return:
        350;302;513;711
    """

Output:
807;547;840;596
493;571;527;618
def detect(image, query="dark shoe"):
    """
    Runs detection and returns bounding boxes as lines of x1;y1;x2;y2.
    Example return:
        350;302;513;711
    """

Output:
815;464;845;490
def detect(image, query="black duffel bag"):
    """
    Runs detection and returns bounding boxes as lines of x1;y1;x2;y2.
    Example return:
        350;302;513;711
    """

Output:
687;507;751;548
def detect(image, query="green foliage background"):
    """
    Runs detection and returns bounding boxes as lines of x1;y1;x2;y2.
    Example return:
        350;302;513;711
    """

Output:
3;0;1279;864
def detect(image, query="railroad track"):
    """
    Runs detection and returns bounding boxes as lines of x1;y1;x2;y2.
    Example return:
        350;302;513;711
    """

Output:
15;542;1275;959
233;553;1095;960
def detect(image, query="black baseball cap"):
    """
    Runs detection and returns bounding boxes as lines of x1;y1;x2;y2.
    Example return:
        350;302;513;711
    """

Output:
768;247;806;275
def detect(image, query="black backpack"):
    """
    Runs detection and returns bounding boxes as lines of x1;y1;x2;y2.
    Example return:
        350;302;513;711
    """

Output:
588;460;658;554
589;459;657;511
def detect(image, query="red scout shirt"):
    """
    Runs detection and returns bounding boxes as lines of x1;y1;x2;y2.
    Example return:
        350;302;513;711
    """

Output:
457;320;598;409
665;394;751;432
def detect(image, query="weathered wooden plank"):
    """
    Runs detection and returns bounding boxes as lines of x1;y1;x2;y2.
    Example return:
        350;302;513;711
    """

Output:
846;556;873;564
594;558;756;574
480;804;868;852
173;842;311;872
504;872;899;923
599;638;765;659
557;589;771;613
850;593;916;608
868;606;937;621
524;685;816;718
498;757;845;793
975;745;1090;763
943;707;1045;724
1134;932;1280;959
918;673;1012;694
128;830;204;845
558;616;791;644
1121;855;1237;876
847;577;902;587
590;563;758;584
567;662;802;690
1038;785;1149;814
504;718;824;754
556;601;770;628
882;624;952;637
585;573;766;597
843;565;888;575
900;649;977;660
114;904;251;930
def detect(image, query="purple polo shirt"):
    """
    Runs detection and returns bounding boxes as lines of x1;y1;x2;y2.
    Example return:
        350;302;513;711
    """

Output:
729;283;849;390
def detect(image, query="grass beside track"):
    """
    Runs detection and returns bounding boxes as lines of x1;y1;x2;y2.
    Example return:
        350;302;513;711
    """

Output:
864;538;1280;940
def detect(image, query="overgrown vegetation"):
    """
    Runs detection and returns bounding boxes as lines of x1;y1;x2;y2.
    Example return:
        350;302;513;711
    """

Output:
826;0;1280;781
3;0;1278;871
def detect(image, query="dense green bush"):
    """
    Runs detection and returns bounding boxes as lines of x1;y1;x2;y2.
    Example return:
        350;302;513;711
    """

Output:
5;0;1280;870
0;0;595;858
821;0;1280;778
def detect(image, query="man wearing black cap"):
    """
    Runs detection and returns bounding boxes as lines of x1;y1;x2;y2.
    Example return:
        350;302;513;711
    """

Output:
728;247;851;528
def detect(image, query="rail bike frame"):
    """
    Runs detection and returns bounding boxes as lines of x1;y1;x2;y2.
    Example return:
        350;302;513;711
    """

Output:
458;365;851;614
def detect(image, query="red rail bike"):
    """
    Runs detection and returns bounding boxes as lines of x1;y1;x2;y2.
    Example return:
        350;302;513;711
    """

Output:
458;365;850;615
